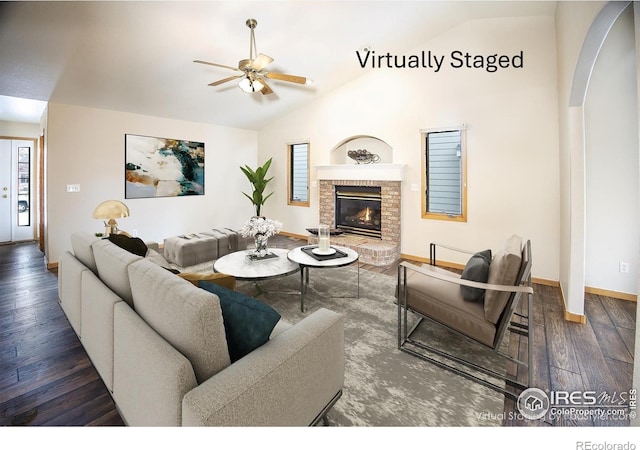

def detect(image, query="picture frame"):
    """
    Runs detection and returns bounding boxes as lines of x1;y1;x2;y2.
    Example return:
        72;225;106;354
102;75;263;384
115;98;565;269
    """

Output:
125;134;205;199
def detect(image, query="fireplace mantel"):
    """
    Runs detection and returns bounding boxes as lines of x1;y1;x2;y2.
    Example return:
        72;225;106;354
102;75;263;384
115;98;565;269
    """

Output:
315;163;404;181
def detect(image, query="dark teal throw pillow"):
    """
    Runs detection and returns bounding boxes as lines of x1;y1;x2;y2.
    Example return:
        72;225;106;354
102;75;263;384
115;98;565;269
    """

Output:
460;249;492;302
198;281;281;362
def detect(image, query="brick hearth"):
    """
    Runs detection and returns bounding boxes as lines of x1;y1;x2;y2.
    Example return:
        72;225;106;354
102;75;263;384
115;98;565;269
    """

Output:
312;179;401;266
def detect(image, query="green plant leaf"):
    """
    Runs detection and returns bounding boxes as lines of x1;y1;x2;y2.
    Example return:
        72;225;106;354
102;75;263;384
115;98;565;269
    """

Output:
240;166;255;182
240;158;274;214
262;191;274;203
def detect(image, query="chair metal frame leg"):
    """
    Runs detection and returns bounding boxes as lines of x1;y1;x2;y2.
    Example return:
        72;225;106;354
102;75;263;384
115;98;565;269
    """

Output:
397;265;533;401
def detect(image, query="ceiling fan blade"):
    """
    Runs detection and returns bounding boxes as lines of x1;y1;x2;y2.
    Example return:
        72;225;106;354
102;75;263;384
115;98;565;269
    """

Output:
264;72;307;84
260;79;274;95
251;53;274;71
194;60;241;72
208;75;243;86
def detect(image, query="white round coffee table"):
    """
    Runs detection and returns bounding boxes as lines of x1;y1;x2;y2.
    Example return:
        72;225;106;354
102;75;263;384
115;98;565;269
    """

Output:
213;248;300;281
287;245;359;312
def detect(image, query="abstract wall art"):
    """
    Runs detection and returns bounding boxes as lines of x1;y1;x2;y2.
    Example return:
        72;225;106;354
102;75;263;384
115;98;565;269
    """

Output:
125;134;205;198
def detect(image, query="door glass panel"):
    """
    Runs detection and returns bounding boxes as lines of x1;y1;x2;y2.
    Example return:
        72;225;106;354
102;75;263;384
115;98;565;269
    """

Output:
17;146;30;227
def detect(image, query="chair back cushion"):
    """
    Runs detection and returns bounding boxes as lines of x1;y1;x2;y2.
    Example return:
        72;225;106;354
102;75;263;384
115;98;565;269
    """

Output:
484;235;522;324
128;259;231;384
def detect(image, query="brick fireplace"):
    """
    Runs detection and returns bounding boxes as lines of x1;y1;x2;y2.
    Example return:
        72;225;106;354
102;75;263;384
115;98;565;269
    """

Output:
311;177;402;266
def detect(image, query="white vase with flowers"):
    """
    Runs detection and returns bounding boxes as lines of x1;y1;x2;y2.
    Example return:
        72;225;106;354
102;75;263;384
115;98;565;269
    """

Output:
239;217;282;257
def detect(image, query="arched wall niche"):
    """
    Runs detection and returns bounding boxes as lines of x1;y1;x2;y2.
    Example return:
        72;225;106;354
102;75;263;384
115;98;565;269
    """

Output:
329;135;393;165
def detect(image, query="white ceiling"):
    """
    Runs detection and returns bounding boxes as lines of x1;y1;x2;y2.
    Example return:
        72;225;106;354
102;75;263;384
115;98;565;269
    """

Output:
0;1;556;130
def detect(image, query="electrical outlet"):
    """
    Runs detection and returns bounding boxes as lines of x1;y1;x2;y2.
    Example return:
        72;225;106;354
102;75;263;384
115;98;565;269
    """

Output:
132;229;138;237
619;262;629;273
411;183;420;192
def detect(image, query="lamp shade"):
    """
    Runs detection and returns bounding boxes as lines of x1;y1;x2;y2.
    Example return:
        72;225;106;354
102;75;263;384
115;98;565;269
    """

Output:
92;200;130;220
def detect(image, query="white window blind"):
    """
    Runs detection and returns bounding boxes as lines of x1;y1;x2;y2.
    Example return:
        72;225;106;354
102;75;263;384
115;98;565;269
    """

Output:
425;130;462;216
290;143;308;203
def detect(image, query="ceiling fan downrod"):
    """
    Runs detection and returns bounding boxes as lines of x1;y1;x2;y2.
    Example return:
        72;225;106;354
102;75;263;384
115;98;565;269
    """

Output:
246;18;258;63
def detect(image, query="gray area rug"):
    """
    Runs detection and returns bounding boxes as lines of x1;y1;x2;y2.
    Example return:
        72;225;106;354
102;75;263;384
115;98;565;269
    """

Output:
179;260;506;426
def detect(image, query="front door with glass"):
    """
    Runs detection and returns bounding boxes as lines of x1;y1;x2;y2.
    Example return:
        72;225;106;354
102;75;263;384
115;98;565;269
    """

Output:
0;139;35;243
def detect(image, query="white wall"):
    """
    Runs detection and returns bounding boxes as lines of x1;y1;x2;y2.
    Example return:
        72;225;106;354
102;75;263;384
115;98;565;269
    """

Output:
555;1;606;315
632;1;640;429
585;6;639;296
258;15;560;281
0;120;40;138
45;103;257;264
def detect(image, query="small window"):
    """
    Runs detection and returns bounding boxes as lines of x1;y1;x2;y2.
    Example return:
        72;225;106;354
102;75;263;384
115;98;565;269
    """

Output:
421;127;466;221
17;146;30;227
288;142;309;207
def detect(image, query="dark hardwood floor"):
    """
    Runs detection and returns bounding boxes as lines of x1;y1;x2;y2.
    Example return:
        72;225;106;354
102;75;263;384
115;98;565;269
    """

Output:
0;241;123;426
0;237;635;426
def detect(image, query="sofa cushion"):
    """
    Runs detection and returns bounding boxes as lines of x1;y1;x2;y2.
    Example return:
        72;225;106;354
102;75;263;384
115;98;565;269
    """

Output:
145;248;173;268
91;239;143;307
460;249;492;302
81;269;122;392
198;281;281;362
108;233;148;257
484;235;523;324
128;259;230;384
70;231;100;273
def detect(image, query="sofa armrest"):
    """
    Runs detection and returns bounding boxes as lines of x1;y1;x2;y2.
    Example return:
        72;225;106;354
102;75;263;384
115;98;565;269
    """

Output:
181;308;345;426
178;272;236;290
58;251;89;336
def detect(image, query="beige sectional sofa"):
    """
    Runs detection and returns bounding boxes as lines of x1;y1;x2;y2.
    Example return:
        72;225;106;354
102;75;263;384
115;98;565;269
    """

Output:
58;232;345;426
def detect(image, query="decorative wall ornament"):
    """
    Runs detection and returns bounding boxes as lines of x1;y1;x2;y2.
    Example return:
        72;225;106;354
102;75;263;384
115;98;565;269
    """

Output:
125;134;204;198
347;149;381;164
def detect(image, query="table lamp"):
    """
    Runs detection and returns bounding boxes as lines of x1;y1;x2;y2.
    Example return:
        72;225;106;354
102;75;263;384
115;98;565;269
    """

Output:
92;200;130;236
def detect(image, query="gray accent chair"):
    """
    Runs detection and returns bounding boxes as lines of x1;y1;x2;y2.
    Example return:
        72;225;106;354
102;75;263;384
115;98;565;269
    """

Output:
396;236;534;399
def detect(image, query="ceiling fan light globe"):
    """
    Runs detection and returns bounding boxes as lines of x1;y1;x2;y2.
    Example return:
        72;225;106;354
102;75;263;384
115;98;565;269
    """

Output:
238;76;264;93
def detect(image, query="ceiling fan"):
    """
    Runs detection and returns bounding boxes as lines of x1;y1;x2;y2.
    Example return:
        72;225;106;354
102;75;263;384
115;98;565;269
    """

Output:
194;18;309;95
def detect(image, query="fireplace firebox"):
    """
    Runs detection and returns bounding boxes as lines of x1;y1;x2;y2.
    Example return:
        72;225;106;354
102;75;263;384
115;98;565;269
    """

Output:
335;186;382;239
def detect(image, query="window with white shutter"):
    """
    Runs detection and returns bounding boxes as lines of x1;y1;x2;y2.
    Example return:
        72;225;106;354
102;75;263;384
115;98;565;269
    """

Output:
421;127;467;221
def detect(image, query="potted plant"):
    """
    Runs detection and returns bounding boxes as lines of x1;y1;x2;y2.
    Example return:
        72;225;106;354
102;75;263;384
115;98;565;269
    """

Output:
240;157;274;217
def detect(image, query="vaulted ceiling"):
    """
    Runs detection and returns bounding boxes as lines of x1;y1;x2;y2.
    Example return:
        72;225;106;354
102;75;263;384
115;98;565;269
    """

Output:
0;1;556;130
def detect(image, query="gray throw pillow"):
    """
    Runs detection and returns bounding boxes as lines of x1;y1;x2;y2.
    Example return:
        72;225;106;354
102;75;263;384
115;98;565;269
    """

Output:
460;249;492;302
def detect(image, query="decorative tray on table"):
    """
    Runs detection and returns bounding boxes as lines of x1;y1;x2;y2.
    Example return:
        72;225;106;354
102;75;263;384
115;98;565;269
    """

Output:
246;252;279;262
301;246;348;261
